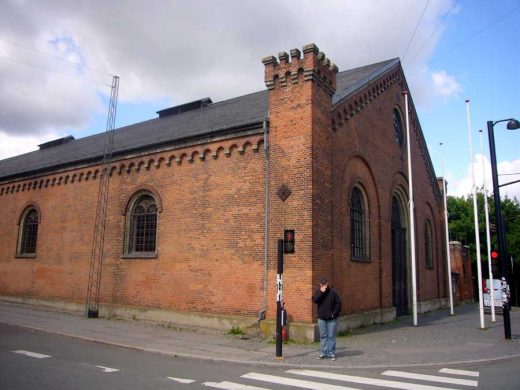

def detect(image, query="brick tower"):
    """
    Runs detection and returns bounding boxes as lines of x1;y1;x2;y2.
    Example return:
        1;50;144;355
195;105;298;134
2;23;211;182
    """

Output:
262;44;338;337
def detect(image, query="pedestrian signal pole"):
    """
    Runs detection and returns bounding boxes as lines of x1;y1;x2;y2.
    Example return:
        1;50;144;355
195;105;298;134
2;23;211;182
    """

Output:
276;239;284;358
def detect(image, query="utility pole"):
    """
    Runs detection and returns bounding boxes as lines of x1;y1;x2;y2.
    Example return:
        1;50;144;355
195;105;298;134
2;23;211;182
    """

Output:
439;142;454;315
85;75;119;318
465;99;485;329
403;91;418;326
479;129;496;321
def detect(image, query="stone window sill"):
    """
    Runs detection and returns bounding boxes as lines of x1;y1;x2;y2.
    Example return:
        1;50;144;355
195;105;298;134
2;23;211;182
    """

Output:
351;256;371;263
121;253;157;259
16;253;37;259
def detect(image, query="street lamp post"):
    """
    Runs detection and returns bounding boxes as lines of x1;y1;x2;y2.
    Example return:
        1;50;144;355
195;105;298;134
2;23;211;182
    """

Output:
487;117;520;340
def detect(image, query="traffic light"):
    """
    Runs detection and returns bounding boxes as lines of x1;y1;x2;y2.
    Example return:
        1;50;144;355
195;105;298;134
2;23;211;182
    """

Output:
284;230;295;254
491;249;499;261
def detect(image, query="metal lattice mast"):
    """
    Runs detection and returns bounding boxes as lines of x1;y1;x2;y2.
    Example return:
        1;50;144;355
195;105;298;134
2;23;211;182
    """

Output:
86;75;119;318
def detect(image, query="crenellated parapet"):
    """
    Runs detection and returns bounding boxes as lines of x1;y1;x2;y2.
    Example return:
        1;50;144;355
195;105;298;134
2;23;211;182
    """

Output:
262;43;338;96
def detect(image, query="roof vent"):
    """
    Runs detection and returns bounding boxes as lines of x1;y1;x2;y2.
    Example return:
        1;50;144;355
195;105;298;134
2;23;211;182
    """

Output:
38;135;75;150
157;97;212;118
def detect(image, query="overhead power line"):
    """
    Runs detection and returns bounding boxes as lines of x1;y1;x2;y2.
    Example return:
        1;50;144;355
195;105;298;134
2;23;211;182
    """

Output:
405;0;459;68
402;0;430;62
410;3;520;76
0;37;113;77
0;54;112;87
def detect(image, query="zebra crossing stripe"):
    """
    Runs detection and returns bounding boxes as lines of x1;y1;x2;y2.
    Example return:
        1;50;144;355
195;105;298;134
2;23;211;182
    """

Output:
242;372;360;390
439;368;479;377
382;370;478;387
286;369;458;390
203;381;271;390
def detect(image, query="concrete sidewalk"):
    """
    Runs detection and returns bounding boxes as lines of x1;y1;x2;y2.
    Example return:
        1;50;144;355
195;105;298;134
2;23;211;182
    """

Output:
1;300;519;369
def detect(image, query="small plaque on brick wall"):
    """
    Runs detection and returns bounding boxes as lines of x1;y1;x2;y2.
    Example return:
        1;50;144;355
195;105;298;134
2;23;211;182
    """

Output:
277;184;292;202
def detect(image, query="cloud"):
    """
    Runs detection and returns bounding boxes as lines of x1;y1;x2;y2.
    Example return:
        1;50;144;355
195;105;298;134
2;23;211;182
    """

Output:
0;130;61;159
0;18;104;137
0;0;456;159
496;158;520;200
452;154;520;200
431;70;462;97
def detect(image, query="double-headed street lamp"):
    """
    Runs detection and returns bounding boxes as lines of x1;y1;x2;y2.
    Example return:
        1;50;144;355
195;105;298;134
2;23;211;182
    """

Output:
487;117;520;340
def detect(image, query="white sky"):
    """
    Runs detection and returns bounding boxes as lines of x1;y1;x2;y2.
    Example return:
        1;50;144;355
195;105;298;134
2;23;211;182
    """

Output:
1;0;519;199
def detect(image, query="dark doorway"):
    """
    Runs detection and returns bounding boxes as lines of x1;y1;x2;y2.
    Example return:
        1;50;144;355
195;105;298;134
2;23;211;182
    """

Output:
392;195;408;316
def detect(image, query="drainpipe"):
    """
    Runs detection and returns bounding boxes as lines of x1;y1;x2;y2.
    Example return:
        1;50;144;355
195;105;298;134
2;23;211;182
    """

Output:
260;118;269;321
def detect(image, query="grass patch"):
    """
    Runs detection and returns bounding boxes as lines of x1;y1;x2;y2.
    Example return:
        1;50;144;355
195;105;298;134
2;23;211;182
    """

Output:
228;326;245;336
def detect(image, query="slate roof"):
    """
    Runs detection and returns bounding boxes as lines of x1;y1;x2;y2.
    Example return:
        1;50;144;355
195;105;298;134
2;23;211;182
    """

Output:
0;58;399;182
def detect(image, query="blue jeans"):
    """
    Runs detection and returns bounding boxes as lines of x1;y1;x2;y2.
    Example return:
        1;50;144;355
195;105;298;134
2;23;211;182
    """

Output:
318;318;338;357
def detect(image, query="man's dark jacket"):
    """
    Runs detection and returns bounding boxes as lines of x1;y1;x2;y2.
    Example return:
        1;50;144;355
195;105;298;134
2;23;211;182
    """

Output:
312;287;341;320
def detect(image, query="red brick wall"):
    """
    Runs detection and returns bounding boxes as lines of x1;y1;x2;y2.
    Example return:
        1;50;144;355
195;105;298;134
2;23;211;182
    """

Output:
450;242;474;302
262;45;337;323
330;67;447;314
0;136;268;317
0;47;447;325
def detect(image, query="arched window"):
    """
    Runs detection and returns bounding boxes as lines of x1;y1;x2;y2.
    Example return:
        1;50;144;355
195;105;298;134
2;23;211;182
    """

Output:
18;208;39;256
424;220;433;269
125;193;158;255
350;186;370;260
392;108;405;148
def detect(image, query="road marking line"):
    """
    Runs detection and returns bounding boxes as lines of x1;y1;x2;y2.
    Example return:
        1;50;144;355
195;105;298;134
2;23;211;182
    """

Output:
12;350;51;359
287;369;457;390
383;370;478;387
242;372;360;389
439;368;479;377
203;381;271;390
96;365;119;373
167;377;196;384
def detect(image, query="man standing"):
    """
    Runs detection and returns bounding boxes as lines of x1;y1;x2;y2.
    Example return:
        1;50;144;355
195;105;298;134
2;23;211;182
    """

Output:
312;278;341;360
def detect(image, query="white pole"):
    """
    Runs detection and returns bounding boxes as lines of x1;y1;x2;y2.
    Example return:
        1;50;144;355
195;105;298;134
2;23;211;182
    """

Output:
479;129;496;322
440;142;454;315
465;98;485;329
404;91;418;326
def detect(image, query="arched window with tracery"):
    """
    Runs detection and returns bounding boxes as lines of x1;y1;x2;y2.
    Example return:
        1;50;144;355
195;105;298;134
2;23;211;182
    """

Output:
18;207;39;256
125;193;158;255
392;108;405;148
350;186;370;260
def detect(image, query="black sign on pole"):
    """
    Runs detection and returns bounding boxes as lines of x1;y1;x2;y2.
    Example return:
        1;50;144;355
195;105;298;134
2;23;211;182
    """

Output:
276;239;284;358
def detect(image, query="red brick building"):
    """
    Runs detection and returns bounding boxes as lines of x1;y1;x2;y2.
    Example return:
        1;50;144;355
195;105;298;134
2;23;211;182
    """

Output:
449;241;475;303
0;44;448;341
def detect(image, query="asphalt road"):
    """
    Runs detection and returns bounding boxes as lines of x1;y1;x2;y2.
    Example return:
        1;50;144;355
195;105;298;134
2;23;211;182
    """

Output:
1;322;520;389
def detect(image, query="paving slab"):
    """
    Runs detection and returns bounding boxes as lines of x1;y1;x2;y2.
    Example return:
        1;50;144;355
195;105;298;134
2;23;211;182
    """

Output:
1;300;518;368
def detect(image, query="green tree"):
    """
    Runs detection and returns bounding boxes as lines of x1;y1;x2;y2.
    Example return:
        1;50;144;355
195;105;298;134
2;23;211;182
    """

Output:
448;192;520;263
447;192;520;305
500;197;520;264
